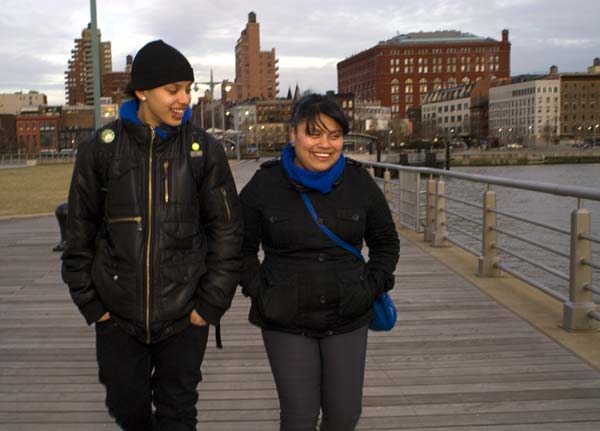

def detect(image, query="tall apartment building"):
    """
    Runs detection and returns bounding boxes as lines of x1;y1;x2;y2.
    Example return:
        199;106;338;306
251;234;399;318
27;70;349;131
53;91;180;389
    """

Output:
65;24;112;106
228;12;278;102
489;73;560;145
337;30;511;118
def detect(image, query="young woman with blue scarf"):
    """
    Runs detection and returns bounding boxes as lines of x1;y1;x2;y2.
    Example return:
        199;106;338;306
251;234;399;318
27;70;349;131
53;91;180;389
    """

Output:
240;94;400;430
62;40;242;430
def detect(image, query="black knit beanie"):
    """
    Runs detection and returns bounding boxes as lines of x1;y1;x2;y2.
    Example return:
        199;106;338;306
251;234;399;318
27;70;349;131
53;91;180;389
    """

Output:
127;40;194;92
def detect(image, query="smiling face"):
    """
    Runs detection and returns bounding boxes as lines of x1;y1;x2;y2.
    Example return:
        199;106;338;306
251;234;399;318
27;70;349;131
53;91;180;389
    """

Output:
290;114;344;172
136;81;192;128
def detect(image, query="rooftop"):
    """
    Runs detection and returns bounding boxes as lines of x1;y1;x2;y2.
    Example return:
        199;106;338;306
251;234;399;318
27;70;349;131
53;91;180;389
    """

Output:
381;30;496;45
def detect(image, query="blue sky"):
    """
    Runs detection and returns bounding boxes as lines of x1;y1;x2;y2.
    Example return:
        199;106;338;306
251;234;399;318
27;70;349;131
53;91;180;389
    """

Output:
2;0;598;105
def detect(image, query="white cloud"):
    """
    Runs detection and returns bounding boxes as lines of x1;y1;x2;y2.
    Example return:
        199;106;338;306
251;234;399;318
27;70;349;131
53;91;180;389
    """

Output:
1;0;599;105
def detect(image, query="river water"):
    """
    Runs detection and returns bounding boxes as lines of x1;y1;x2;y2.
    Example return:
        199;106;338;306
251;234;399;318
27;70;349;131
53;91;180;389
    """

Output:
441;163;600;299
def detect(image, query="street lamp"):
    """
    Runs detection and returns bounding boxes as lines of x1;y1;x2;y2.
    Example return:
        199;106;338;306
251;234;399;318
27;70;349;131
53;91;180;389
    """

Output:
193;69;232;132
387;130;392;153
594;123;599;147
528;125;533;148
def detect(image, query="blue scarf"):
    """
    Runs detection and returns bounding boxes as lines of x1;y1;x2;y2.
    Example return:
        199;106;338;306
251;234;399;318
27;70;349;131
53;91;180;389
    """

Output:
281;143;345;194
119;99;192;139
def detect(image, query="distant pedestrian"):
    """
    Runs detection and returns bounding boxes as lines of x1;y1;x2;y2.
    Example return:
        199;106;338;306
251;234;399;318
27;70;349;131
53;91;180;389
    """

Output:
61;40;242;430
239;94;400;430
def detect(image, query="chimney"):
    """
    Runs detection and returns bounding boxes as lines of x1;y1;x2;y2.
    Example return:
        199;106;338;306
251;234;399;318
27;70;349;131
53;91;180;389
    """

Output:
502;29;509;43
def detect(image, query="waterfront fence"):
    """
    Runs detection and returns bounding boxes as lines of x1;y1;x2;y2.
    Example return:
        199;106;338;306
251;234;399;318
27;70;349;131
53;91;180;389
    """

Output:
365;161;600;331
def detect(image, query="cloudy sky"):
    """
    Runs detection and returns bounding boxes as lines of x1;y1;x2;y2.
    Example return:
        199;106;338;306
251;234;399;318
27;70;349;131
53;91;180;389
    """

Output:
2;0;598;105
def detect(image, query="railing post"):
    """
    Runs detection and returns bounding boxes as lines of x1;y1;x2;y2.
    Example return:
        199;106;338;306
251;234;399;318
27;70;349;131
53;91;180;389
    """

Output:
424;178;436;242
367;166;375;178
433;179;448;247
563;205;599;331
478;189;501;276
383;169;392;205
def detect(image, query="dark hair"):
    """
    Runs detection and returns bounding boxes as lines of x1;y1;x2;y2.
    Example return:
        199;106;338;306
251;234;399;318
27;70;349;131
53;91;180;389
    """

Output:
291;94;349;135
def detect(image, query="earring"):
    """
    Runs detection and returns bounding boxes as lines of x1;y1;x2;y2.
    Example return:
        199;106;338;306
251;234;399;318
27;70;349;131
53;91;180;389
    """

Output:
141;96;147;101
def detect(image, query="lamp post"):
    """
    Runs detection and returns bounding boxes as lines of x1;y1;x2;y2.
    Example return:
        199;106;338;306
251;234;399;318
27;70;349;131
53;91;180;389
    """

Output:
233;106;240;160
528;125;533;148
446;128;454;170
387;130;392;153
259;125;265;159
594;123;599;147
193;69;231;132
498;128;503;146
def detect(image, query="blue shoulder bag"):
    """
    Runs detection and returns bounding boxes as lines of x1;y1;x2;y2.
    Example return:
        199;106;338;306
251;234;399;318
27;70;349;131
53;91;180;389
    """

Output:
300;192;397;331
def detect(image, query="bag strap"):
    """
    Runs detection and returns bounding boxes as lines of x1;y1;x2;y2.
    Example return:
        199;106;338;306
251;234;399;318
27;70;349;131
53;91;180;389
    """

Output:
300;192;364;262
191;128;224;349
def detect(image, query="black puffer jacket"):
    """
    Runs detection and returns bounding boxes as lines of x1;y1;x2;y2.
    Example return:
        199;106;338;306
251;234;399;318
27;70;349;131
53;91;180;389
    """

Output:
240;159;399;337
62;119;242;343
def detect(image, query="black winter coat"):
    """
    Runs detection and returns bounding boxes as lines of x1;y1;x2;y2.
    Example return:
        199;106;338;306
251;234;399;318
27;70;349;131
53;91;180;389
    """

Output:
240;159;399;337
61;119;243;343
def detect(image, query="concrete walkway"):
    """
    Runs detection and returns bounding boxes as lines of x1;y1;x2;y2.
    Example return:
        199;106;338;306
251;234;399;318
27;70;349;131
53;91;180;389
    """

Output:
0;160;599;430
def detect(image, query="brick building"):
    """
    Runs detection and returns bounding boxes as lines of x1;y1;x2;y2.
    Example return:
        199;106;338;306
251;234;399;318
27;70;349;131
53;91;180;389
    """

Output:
16;107;61;154
560;62;600;141
101;55;132;106
65;24;112;106
0;92;48;115
0;114;17;153
227;12;279;102
337;30;511;119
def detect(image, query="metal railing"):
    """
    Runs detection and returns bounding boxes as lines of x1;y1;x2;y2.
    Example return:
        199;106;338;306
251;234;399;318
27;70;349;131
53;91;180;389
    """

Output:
365;161;600;332
0;153;75;165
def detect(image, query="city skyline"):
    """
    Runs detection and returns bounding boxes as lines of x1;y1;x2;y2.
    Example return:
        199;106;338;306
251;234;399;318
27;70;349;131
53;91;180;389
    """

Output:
2;0;599;105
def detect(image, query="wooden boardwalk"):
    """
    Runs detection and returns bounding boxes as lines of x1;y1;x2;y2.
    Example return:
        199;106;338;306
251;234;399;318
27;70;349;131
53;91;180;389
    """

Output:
1;160;599;430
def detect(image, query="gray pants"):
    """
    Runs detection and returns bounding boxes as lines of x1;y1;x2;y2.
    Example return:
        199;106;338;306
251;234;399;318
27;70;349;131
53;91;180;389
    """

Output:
262;325;369;431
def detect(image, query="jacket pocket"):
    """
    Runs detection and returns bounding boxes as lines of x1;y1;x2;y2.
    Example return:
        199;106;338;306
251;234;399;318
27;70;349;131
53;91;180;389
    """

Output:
333;208;367;245
261;209;293;249
158;263;204;321
338;264;371;318
257;266;298;326
106;157;141;210
160;221;202;251
92;252;137;319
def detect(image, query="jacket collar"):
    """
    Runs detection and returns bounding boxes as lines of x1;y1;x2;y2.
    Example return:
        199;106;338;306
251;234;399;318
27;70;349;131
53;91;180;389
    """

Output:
119;98;192;140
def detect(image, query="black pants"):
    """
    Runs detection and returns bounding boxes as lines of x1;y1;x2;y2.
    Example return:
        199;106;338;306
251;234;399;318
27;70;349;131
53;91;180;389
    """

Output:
262;325;369;431
95;321;209;431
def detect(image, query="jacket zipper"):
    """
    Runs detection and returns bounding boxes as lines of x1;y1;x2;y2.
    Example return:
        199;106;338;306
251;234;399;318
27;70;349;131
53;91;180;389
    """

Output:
163;160;169;204
107;216;143;231
220;187;232;223
145;127;155;343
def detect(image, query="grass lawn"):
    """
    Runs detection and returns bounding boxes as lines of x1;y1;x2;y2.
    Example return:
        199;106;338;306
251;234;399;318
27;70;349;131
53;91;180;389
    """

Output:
0;163;74;217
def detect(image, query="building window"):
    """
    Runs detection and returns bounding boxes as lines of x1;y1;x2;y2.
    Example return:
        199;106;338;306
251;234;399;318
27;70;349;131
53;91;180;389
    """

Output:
405;79;413;94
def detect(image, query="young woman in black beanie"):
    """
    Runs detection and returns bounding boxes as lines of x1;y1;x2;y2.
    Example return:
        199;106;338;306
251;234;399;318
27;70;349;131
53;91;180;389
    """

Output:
61;40;243;430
